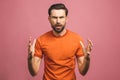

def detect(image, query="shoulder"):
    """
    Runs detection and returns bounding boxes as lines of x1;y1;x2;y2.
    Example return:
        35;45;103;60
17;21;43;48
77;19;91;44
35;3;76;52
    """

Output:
37;30;52;41
68;30;83;41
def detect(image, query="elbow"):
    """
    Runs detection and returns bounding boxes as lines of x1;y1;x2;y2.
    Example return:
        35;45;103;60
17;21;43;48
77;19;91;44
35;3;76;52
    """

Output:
30;71;38;77
79;70;88;76
79;61;90;76
29;69;39;77
28;65;39;77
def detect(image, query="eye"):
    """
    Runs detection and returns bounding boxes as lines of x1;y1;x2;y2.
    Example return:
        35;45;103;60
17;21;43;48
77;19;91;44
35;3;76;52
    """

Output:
51;16;57;19
59;16;64;19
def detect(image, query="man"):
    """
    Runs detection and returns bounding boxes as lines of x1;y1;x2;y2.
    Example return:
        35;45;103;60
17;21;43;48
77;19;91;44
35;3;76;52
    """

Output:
28;3;93;80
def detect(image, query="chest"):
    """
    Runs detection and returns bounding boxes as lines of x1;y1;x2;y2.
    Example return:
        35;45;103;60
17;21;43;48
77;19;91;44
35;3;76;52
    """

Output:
41;38;79;60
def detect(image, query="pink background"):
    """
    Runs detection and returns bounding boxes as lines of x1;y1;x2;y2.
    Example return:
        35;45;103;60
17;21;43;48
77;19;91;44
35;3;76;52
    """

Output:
0;0;120;80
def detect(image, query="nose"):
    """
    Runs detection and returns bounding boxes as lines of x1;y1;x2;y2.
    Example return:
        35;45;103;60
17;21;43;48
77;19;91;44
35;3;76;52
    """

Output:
56;18;60;24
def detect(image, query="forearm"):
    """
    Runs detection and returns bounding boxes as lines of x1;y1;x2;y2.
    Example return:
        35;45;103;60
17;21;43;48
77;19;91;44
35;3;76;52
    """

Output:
78;54;90;76
28;54;41;76
28;58;36;76
78;39;93;76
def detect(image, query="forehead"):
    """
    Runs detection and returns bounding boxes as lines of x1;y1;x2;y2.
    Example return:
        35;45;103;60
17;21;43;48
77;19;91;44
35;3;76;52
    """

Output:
51;9;66;16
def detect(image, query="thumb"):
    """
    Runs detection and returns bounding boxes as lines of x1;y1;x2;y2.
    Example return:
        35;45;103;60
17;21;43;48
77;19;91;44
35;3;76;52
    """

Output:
80;41;86;54
31;39;36;56
32;39;36;48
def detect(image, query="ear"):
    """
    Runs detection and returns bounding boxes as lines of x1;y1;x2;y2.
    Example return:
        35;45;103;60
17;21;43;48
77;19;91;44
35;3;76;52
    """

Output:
48;16;52;23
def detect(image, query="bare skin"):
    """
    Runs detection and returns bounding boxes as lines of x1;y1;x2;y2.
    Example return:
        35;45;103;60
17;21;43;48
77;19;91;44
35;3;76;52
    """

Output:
78;39;93;75
28;38;41;76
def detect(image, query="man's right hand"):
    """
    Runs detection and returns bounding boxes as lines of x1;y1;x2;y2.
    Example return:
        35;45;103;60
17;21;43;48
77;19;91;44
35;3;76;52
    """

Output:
28;37;40;76
28;37;36;59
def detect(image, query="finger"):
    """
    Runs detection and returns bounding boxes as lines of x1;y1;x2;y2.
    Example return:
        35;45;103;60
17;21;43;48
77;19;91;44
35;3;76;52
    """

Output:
28;36;32;47
87;39;93;47
87;39;93;53
31;39;36;55
28;36;32;54
32;39;36;47
80;41;86;53
87;40;92;49
80;41;85;49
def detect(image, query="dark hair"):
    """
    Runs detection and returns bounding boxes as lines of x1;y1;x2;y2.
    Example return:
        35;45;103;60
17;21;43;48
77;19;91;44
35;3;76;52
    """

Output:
48;3;68;16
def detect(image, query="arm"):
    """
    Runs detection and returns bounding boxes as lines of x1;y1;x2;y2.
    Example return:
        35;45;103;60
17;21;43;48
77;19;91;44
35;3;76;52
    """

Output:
28;39;41;76
77;53;90;76
28;55;41;76
77;39;93;76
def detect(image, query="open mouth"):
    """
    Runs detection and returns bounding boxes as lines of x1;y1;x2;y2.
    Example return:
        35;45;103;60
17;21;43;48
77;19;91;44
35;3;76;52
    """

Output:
56;26;61;29
55;26;62;30
55;25;62;28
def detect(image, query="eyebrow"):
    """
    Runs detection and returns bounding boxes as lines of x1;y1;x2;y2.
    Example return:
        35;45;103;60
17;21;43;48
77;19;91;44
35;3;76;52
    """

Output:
51;16;65;18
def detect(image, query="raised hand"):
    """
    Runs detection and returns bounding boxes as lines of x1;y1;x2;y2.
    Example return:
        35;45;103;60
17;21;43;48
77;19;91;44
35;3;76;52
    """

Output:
28;37;36;59
86;39;93;54
78;39;93;75
80;39;93;55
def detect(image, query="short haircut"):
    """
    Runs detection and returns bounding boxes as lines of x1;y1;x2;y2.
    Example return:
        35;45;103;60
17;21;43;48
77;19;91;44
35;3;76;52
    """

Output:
48;3;68;16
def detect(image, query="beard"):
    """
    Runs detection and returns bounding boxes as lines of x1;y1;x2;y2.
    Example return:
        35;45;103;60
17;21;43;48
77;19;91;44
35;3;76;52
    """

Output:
51;23;65;33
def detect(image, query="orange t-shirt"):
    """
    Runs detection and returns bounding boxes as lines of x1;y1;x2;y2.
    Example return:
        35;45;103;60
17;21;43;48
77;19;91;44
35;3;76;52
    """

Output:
34;30;84;80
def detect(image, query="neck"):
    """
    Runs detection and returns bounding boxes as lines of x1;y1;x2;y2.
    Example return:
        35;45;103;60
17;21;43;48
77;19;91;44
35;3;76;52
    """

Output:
53;29;67;37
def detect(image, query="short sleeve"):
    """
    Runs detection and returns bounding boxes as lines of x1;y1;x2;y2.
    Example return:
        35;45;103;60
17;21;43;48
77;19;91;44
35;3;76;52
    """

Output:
75;39;84;58
34;39;43;58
